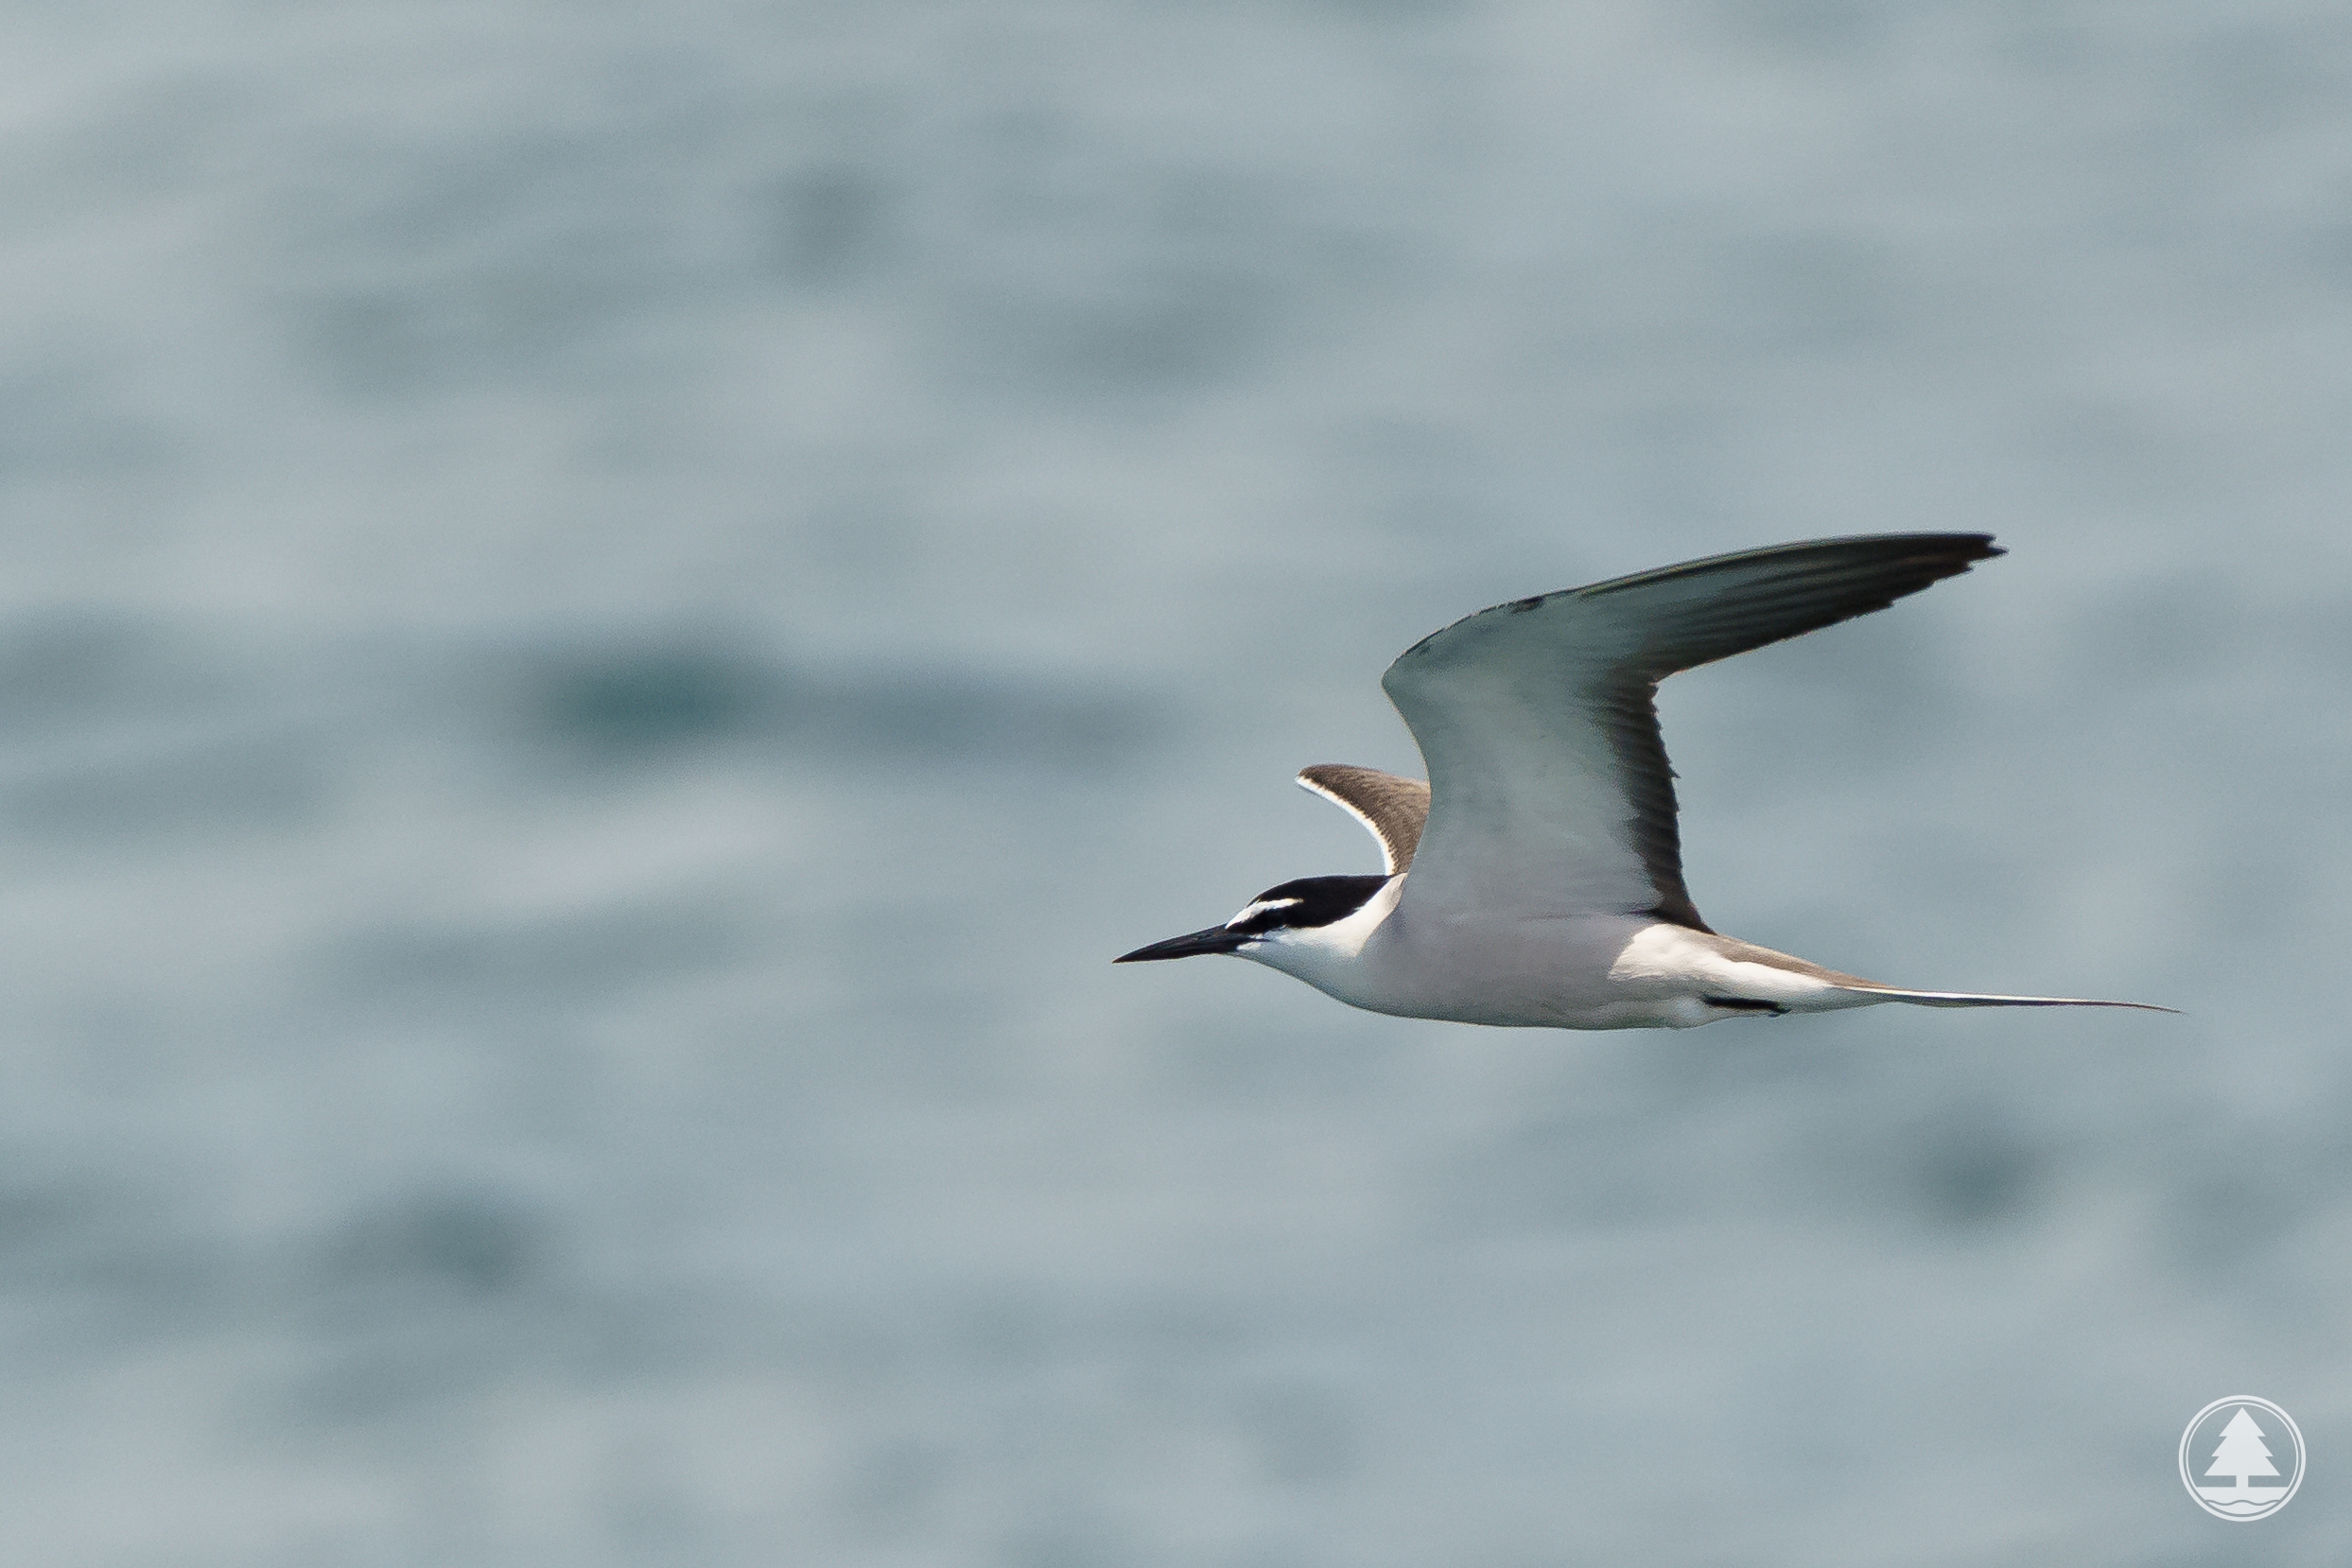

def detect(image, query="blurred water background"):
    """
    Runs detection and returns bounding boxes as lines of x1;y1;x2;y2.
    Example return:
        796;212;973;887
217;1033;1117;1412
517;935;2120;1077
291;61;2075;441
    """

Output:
4;2;2351;1563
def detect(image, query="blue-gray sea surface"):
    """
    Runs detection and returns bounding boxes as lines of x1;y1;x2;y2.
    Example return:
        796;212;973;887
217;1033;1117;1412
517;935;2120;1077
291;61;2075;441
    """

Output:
4;2;2349;1563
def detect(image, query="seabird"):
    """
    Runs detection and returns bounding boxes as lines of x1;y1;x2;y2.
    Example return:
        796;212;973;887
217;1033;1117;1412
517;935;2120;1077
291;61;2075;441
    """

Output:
1116;534;2169;1029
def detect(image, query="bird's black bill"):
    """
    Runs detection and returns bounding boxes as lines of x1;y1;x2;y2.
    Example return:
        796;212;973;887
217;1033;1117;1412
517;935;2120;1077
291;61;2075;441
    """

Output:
1113;925;1249;963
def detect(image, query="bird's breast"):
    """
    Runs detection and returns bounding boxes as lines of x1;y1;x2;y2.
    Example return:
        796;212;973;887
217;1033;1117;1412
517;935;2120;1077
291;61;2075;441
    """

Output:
1324;908;1692;1027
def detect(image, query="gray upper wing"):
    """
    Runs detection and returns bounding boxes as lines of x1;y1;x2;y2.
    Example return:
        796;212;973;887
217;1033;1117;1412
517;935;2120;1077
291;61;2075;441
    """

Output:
1296;764;1431;875
1379;534;2003;928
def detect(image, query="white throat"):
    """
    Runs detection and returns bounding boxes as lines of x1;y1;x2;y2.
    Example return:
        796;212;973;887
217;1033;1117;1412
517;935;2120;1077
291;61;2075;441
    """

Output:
1238;874;1406;989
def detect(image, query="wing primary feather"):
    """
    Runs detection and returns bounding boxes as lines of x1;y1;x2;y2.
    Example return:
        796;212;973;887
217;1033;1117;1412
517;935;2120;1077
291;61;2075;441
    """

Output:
1579;533;2002;678
1590;674;1706;929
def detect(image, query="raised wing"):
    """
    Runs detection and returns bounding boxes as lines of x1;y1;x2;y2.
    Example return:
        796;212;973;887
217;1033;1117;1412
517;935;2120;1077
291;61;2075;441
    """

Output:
1297;764;1430;875
1380;534;2003;928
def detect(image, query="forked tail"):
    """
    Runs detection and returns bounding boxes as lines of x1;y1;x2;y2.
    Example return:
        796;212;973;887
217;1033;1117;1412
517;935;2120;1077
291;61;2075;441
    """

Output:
1833;985;2177;1013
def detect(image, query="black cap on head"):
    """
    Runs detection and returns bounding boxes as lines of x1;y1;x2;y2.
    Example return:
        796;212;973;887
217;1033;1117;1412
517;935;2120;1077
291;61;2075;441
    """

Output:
1114;874;1391;962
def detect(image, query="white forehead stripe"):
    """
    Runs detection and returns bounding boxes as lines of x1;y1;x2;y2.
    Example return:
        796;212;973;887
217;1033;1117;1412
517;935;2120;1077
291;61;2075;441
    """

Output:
1227;897;1301;928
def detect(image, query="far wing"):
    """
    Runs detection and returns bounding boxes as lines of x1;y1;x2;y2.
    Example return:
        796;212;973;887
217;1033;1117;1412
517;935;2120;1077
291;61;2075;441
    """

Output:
1297;764;1430;875
1380;534;2003;928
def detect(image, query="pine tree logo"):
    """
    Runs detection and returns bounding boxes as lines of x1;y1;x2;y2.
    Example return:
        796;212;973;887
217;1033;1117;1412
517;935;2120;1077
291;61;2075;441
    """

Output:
2180;1397;2304;1521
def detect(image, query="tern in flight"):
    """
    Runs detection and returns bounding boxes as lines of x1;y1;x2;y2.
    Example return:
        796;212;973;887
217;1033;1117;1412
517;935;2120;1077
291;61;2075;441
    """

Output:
1116;534;2169;1029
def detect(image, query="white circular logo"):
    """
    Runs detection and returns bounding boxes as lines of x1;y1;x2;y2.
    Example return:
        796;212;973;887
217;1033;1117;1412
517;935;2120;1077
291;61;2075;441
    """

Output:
2180;1397;2304;1521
